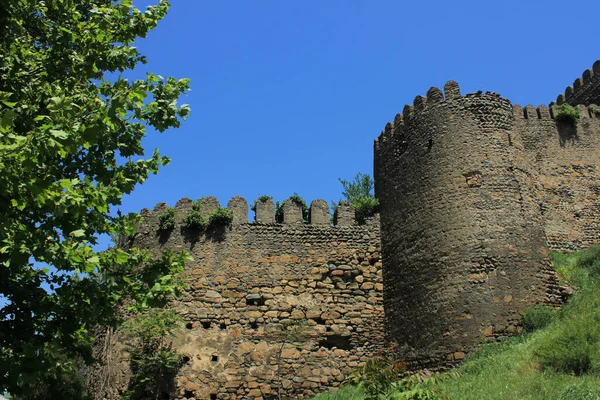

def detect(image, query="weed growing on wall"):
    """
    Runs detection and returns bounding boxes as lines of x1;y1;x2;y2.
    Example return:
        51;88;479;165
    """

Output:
589;105;600;117
208;207;234;227
555;104;580;124
183;199;207;229
158;208;175;231
521;306;556;332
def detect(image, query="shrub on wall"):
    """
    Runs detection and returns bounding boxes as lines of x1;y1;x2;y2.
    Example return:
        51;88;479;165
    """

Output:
555;104;580;124
182;199;207;229
589;105;600;117
158;208;175;231
208;207;233;227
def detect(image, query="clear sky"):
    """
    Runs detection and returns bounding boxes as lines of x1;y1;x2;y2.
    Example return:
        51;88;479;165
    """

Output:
121;0;600;220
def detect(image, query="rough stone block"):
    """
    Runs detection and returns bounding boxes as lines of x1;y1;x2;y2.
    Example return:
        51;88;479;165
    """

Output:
310;199;330;225
228;196;248;225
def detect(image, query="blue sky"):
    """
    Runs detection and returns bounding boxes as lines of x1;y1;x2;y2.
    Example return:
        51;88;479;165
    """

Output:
120;0;600;220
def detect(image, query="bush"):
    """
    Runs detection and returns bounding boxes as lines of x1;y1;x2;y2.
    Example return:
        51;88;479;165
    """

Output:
535;322;598;375
555;104;580;124
158;208;175;231
208;207;233;227
522;306;556;332
182;210;206;230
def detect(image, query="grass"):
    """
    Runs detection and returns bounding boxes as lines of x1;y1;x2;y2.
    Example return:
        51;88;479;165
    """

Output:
312;385;365;400
313;245;600;400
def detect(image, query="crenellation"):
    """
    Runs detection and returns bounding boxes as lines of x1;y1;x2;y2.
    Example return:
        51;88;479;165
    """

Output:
556;60;600;106
513;104;524;119
537;105;551;119
282;199;303;224
443;80;460;100
577;104;590;118
198;196;220;221
524;104;537;119
426;86;444;103
403;104;414;119
413;95;426;111
254;197;275;224
153;201;169;213
309;199;330;226
228;196;248;225
334;200;356;227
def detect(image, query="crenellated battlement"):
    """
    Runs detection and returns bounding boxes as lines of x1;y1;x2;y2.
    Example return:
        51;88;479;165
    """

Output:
513;103;600;120
140;196;366;229
555;60;600;107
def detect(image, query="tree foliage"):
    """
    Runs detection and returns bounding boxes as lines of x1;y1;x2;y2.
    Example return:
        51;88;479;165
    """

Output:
335;173;380;225
0;0;190;396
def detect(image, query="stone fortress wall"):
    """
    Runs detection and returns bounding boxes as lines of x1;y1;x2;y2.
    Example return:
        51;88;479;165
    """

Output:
374;60;600;368
99;60;600;399
129;197;383;399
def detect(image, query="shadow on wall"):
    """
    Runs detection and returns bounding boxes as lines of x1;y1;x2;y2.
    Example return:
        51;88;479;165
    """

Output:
557;122;579;148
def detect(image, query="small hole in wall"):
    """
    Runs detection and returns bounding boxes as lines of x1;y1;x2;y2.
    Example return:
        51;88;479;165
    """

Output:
219;323;226;330
211;355;218;362
183;390;195;398
369;258;377;266
182;355;191;364
185;322;193;330
312;317;326;325
326;326;333;332
210;395;217;400
201;321;211;329
319;334;353;350
249;321;258;330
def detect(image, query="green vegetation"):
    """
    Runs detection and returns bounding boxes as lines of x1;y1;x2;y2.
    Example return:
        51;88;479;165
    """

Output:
182;199;206;230
334;173;380;225
554;104;580;123
521;306;556;332
208;207;234;227
158;208;176;231
0;0;190;396
276;193;309;223
589;105;600;116
123;309;182;400
314;245;600;400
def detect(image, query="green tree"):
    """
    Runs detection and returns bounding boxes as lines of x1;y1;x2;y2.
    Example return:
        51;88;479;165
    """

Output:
0;0;191;396
334;173;380;225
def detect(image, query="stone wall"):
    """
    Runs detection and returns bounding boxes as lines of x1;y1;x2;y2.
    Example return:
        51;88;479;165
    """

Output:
513;103;600;251
128;197;383;399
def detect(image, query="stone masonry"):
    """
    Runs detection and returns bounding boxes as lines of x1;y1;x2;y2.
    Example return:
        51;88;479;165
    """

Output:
127;197;382;399
374;60;600;369
94;60;600;399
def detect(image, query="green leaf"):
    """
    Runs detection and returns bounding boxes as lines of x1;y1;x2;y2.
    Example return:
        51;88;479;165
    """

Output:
1;109;16;132
50;129;69;140
70;229;85;238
